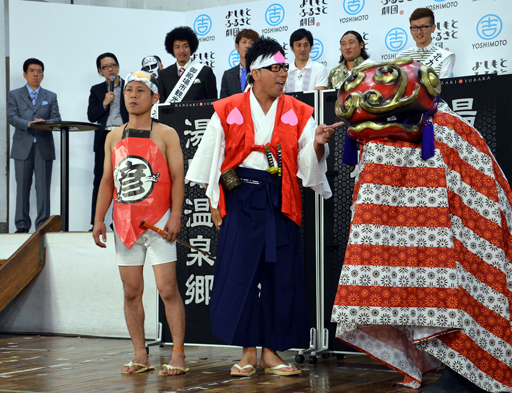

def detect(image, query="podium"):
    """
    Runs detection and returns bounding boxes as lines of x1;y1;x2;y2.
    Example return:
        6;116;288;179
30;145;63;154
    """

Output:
31;121;100;231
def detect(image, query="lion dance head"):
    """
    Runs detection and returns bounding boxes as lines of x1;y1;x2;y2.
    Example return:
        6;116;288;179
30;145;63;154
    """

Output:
336;56;441;163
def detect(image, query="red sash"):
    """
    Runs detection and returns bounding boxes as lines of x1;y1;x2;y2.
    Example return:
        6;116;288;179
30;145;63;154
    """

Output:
112;131;171;248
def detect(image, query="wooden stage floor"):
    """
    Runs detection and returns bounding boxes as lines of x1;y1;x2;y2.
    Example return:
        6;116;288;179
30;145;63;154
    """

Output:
0;334;483;393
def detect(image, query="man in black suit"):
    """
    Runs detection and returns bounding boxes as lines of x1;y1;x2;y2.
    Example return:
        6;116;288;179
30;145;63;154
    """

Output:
158;26;217;103
7;58;61;232
220;29;259;99
87;53;129;227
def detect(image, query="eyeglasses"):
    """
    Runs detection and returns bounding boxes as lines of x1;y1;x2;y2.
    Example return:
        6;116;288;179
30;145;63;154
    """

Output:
101;64;119;71
260;63;289;72
410;25;432;32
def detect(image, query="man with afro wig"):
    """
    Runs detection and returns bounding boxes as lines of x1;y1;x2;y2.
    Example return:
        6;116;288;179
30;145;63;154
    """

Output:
158;26;217;103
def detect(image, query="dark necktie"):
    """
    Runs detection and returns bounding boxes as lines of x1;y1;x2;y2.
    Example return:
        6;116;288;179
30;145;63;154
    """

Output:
240;67;246;91
179;67;185;77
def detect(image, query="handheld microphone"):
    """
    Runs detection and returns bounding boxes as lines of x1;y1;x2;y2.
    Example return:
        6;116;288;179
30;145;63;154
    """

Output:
109;76;115;92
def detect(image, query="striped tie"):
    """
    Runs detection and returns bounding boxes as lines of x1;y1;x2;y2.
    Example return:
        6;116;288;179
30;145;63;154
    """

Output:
30;91;37;106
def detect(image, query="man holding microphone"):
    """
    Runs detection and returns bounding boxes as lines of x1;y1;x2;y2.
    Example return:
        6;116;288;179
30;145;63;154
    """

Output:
87;53;129;229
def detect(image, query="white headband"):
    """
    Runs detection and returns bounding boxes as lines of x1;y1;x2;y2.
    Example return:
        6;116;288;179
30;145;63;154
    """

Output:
125;71;158;94
249;51;287;71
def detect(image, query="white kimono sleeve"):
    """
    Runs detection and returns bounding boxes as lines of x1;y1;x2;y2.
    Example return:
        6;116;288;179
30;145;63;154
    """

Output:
297;117;332;199
185;112;225;208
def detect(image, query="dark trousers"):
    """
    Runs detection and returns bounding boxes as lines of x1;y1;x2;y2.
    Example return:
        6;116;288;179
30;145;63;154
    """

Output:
14;143;53;231
210;167;310;351
91;146;105;225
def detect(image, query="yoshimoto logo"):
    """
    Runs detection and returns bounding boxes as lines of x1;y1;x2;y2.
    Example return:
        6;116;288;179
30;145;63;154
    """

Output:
265;4;285;26
194;14;212;36
385;28;407;52
343;0;365;15
229;49;240;68
477;14;502;40
311;39;324;61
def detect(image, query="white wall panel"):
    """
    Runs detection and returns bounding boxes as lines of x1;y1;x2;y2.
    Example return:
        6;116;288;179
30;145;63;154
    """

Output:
0;232;158;339
8;0;181;232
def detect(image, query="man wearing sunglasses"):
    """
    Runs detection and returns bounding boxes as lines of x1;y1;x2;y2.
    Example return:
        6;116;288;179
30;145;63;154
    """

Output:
187;36;341;377
398;8;455;78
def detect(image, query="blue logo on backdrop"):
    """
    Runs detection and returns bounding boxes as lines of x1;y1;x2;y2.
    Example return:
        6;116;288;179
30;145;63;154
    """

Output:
194;14;212;36
477;15;502;40
385;28;407;52
434;0;446;2
343;0;365;15
229;49;240;68
311;39;324;61
265;4;285;26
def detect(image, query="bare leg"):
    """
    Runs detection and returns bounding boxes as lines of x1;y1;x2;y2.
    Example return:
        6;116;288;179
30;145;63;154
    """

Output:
259;347;298;372
231;347;257;374
119;265;150;373
153;262;187;375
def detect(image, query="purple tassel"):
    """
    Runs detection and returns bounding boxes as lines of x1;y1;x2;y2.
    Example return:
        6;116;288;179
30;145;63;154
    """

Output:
421;96;439;160
421;114;435;160
342;132;358;166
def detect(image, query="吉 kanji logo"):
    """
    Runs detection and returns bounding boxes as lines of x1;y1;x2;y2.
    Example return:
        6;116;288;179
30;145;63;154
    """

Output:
114;156;159;203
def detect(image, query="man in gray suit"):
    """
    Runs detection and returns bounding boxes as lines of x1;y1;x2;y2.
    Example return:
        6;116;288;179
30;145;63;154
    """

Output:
7;58;61;233
219;29;259;99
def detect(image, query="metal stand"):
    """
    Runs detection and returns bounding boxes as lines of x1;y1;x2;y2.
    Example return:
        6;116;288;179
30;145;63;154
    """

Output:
294;90;363;364
60;126;69;231
30;121;100;231
299;194;330;365
146;322;164;353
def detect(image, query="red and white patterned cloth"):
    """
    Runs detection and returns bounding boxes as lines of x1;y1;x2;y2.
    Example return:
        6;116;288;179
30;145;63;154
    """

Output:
331;102;512;392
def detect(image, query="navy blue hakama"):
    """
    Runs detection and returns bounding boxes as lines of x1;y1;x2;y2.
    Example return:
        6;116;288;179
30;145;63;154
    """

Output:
210;167;310;351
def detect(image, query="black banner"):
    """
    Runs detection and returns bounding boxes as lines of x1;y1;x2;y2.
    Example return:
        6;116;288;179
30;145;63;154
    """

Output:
440;73;512;180
159;100;222;345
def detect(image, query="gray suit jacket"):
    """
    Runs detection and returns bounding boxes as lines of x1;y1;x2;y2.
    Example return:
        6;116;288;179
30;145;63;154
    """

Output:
7;86;61;161
220;65;243;99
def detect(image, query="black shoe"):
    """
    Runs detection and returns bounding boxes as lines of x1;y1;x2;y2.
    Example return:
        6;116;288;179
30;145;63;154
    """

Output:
15;228;28;233
419;366;483;393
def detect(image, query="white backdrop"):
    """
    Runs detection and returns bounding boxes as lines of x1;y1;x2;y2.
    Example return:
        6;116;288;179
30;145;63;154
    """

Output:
189;0;512;81
8;0;182;232
8;0;512;232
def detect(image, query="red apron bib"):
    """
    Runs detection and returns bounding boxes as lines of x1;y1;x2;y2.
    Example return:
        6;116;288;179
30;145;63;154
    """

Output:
112;128;172;248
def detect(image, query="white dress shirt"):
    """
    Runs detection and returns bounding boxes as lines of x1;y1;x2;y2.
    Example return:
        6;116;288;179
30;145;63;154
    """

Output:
285;58;328;92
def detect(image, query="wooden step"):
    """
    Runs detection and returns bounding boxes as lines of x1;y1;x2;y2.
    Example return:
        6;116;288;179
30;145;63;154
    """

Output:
0;215;62;313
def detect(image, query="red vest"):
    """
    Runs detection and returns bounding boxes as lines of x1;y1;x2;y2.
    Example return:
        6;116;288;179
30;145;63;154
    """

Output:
214;90;314;226
112;131;172;248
